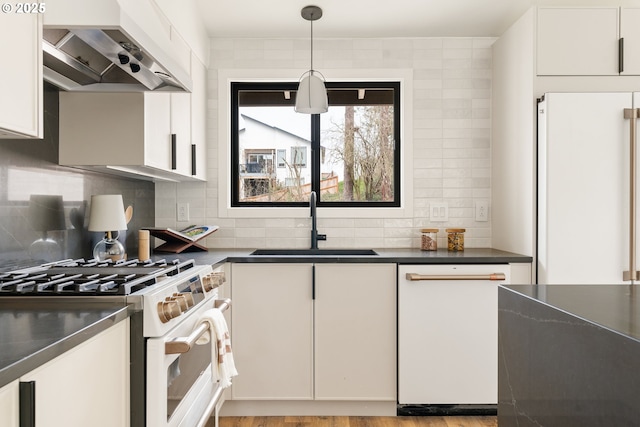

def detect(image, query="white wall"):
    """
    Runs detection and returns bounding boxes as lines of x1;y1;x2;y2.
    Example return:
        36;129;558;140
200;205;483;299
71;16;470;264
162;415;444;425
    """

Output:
156;36;497;250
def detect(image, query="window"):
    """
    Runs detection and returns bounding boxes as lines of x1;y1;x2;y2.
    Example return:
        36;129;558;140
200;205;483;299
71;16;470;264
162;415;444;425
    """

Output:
277;149;286;168
291;146;307;167
231;81;400;207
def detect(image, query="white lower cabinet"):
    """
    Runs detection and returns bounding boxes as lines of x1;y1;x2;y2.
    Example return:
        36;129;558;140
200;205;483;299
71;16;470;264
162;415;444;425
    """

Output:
314;263;396;401
230;263;396;404
0;380;19;426
231;263;314;400
19;320;130;427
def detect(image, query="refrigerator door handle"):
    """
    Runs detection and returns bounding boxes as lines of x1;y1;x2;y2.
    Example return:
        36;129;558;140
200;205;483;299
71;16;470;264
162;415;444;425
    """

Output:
623;108;640;282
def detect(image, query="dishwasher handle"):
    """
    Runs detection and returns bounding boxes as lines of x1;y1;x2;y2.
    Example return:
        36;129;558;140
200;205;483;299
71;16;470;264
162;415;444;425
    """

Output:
405;272;506;281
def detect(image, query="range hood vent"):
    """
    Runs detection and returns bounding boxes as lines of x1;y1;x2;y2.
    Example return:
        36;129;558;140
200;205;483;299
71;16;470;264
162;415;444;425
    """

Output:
43;27;191;92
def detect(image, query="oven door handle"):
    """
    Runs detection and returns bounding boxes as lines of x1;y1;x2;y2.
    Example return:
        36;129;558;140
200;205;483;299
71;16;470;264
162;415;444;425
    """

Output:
165;298;231;355
405;273;506;281
195;383;224;427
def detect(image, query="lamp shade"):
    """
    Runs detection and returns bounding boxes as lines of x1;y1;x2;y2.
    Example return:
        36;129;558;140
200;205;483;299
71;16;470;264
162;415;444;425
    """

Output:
88;194;128;232
295;71;328;114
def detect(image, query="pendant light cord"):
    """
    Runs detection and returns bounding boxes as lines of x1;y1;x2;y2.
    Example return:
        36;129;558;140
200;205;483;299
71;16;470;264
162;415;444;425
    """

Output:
310;11;314;73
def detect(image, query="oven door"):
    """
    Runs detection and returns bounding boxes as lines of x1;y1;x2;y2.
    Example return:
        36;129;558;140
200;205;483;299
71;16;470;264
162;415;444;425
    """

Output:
146;298;230;427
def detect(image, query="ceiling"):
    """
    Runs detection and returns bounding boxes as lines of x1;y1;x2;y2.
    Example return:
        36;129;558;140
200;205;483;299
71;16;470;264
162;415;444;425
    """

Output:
195;0;538;39
195;0;626;39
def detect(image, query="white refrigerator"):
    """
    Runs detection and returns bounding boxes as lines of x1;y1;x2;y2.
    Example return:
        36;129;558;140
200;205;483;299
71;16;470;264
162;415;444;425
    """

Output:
538;92;640;284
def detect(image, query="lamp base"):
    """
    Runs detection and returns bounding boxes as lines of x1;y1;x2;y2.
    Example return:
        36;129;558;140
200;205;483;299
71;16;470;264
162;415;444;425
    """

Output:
93;238;126;262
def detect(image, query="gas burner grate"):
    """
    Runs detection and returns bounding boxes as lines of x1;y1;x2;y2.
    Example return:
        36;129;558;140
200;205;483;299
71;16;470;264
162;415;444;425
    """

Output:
0;258;196;296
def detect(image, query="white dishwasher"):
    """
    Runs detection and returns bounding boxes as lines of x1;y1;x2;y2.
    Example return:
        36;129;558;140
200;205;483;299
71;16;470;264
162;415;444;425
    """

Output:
398;264;510;408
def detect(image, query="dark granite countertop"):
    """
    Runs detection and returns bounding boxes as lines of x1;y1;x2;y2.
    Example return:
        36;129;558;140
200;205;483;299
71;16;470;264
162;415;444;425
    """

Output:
501;284;640;343
0;248;530;390
166;247;532;265
0;300;130;388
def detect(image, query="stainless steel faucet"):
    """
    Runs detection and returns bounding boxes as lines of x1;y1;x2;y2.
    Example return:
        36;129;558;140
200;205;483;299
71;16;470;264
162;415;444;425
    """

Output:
309;191;326;249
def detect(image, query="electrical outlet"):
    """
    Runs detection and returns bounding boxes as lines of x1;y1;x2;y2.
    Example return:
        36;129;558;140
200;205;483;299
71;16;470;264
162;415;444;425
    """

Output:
177;203;190;221
430;202;449;222
475;201;489;222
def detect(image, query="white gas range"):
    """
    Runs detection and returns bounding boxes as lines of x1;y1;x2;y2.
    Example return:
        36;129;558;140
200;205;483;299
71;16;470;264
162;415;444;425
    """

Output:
0;257;229;427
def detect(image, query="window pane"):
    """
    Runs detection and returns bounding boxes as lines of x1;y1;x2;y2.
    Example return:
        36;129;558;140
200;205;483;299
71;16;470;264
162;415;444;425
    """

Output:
320;104;395;202
238;105;311;203
277;149;286;168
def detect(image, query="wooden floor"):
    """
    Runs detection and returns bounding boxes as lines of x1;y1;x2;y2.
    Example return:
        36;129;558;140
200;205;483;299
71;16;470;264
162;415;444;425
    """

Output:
217;416;497;427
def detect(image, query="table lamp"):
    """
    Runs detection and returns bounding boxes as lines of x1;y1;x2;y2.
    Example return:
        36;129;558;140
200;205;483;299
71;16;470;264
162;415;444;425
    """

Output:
88;194;128;261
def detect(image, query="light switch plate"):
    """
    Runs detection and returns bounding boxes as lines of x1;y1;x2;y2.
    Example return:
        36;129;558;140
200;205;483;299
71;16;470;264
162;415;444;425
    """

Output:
177;202;190;221
430;202;448;222
475;201;489;222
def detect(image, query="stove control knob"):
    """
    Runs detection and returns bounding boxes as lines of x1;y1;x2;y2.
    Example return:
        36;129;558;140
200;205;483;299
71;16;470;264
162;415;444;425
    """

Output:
202;274;214;292
157;299;181;323
171;293;189;311
181;292;195;307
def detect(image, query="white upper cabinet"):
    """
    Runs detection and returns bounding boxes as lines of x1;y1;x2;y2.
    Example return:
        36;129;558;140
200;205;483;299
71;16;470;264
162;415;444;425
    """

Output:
0;13;43;138
59;92;204;182
537;6;640;76
537;7;620;76
190;53;207;180
620;8;640;75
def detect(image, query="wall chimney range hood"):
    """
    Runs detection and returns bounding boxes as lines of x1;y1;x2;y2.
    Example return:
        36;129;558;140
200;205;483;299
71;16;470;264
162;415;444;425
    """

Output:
42;0;192;92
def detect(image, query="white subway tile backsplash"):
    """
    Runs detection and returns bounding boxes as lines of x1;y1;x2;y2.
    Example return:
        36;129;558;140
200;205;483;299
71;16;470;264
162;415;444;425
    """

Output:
156;35;496;250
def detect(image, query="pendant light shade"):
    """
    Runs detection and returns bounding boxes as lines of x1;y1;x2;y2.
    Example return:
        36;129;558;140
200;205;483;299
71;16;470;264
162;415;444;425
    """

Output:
295;70;328;114
295;5;328;114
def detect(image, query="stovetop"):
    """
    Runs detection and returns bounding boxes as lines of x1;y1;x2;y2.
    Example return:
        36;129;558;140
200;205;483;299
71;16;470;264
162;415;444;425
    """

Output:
0;258;196;296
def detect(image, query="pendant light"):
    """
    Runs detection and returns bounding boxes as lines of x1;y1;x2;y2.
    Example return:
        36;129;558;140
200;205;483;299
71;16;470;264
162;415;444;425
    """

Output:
295;5;328;114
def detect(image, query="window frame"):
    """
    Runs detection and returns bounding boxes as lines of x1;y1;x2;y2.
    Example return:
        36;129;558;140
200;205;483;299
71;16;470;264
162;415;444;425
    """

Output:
230;81;401;208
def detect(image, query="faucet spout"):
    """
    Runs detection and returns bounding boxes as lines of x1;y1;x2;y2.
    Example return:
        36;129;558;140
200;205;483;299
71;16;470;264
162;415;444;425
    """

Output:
309;191;326;249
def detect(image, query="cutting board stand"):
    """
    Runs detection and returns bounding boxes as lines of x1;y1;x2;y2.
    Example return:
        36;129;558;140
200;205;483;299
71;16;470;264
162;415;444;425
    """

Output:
146;229;207;253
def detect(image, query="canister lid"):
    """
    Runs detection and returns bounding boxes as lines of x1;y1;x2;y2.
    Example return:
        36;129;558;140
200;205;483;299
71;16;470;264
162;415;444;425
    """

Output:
445;228;465;233
421;228;439;233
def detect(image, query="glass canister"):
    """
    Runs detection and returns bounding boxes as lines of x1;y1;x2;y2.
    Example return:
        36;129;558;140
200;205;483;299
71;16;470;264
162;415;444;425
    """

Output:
446;228;465;251
420;228;438;251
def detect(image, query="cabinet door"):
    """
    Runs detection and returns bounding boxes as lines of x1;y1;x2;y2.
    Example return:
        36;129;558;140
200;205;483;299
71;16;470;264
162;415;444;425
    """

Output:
170;92;192;175
21;320;130;427
0;13;42;138
144;92;173;171
190;54;207;180
0;380;18;427
231;263;314;400
621;8;640;75
314;263;396;401
537;7;619;76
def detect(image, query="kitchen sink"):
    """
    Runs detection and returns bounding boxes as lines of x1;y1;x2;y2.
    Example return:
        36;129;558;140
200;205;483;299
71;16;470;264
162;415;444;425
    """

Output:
250;248;378;256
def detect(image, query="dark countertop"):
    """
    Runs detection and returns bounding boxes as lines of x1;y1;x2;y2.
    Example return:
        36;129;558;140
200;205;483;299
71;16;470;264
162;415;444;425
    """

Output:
168;247;532;265
0;247;530;389
498;284;640;426
501;284;640;343
0;299;130;388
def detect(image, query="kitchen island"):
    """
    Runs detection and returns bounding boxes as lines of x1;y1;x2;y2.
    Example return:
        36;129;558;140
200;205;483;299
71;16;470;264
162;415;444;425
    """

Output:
498;284;640;426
